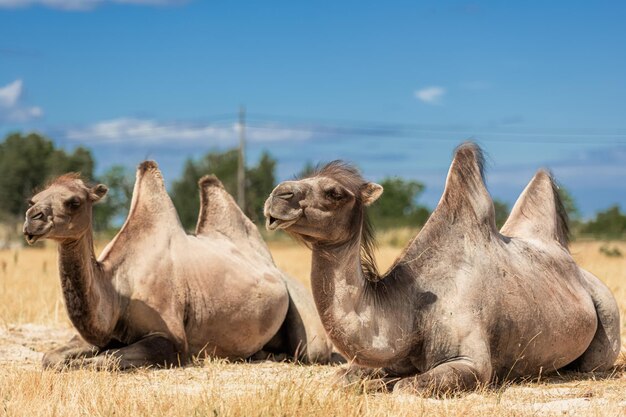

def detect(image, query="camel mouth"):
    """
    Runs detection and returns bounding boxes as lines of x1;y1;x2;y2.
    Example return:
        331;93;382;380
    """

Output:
24;231;48;245
266;215;299;231
23;222;53;245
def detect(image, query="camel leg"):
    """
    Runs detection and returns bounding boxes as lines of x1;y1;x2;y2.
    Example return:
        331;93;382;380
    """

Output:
65;335;180;370
42;335;99;370
567;270;621;372
261;278;334;364
393;358;491;395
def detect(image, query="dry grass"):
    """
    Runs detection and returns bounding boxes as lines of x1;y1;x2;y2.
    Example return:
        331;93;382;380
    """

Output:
0;238;625;416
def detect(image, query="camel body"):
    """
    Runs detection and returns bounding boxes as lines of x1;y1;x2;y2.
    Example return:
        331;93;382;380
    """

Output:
24;162;332;369
265;143;620;393
98;232;289;359
321;227;608;379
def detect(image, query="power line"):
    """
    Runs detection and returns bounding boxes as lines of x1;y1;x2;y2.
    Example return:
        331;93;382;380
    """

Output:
55;112;626;146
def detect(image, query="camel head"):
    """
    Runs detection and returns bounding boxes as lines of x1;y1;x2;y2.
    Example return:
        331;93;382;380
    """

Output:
264;161;383;245
23;173;108;245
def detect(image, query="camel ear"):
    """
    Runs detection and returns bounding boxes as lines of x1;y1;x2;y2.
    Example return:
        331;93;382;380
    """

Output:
361;182;383;206
89;184;108;202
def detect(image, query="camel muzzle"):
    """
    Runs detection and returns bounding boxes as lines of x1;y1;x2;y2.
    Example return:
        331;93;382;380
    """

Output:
264;198;302;231
23;206;53;245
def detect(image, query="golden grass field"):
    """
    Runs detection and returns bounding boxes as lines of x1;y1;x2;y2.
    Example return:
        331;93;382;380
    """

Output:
0;236;625;416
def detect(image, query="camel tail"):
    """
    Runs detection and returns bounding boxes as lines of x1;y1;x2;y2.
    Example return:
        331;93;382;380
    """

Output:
501;169;570;249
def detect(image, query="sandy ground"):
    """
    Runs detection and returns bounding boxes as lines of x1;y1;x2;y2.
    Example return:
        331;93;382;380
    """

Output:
0;323;624;416
0;240;625;416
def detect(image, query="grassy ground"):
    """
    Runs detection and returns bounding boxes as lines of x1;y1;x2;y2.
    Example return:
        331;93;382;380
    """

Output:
0;238;625;416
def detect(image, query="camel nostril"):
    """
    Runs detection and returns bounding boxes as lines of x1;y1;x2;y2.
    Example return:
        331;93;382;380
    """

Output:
31;212;44;221
276;192;294;201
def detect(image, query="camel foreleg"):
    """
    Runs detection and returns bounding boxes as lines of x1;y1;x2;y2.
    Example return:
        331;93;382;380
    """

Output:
76;334;181;370
45;334;181;370
393;358;491;396
42;334;100;370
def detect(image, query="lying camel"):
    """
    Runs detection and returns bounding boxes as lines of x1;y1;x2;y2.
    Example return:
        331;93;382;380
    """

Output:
23;161;332;369
264;142;621;394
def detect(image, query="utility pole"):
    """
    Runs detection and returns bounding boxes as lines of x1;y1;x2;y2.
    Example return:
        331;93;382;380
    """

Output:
237;105;246;210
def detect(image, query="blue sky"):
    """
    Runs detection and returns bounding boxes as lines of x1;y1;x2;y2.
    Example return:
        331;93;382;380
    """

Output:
1;0;625;216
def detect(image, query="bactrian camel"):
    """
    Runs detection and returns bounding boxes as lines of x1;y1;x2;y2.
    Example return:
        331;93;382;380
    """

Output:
23;161;332;369
264;142;621;394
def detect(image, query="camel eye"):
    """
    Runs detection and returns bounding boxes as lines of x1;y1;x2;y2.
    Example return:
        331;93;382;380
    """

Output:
65;197;81;209
325;189;344;201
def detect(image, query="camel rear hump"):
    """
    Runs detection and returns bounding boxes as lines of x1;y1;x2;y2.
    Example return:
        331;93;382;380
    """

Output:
196;175;274;259
500;169;569;248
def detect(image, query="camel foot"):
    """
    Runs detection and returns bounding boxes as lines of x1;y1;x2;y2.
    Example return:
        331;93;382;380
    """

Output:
332;365;394;392
42;335;100;371
392;376;430;396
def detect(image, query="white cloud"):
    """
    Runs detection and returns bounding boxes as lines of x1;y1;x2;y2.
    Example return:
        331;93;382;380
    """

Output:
65;118;313;144
414;86;446;105
0;79;23;107
0;79;43;122
0;0;185;10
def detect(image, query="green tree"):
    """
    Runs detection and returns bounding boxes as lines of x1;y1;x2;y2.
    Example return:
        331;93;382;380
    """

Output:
368;177;430;228
558;186;580;222
171;159;205;230
245;151;276;222
493;199;510;229
93;165;134;232
171;149;277;230
0;132;94;221
297;160;316;178
581;205;626;239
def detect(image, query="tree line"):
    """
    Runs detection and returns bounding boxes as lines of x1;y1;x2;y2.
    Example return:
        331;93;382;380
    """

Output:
1;132;625;240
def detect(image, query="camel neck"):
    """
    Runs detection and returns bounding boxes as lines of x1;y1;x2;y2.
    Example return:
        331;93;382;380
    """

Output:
309;235;415;366
58;229;116;347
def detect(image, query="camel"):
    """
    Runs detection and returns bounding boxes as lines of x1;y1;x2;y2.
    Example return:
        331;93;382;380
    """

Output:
22;161;333;369
264;142;621;394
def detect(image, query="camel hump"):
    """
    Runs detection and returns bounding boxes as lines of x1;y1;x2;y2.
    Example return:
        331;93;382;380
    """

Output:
195;174;273;257
99;160;184;262
500;169;570;248
138;160;159;171
436;142;497;234
198;174;223;189
126;160;182;227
